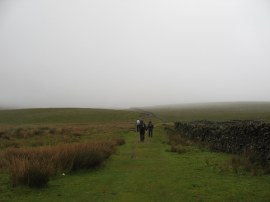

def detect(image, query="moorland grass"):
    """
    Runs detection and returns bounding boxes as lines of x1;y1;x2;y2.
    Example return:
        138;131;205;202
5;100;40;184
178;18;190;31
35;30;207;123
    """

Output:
0;122;134;150
144;102;270;122
0;107;270;201
0;108;140;125
1;139;124;188
166;127;270;175
1;128;270;201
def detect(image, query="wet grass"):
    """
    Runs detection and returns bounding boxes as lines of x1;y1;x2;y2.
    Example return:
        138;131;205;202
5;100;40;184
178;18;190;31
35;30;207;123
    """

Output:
144;102;270;122
0;108;140;125
1;128;270;201
0;107;270;201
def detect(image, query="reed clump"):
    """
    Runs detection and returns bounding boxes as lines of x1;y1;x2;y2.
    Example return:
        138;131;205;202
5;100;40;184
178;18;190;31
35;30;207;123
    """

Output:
2;139;124;188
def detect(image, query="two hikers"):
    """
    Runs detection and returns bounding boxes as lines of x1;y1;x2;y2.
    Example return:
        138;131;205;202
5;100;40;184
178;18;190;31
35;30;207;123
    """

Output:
136;119;154;142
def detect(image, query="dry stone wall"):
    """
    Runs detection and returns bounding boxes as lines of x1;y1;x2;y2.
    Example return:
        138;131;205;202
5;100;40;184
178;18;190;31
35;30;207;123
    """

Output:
174;120;270;161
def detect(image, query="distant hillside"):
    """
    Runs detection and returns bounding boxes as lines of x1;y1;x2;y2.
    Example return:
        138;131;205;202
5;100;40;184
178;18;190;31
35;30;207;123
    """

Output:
143;102;270;122
0;108;140;125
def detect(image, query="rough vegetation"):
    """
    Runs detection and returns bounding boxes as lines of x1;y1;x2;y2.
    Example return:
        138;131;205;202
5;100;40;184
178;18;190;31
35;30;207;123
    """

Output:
0;124;132;150
1;107;270;201
174;120;270;173
1;138;124;188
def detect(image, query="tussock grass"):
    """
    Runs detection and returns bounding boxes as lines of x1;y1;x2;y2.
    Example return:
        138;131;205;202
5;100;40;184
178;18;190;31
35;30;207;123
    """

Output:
0;123;132;150
226;149;270;175
7;155;53;187
166;127;270;175
0;152;6;170
2;139;124;188
165;127;194;154
204;153;264;175
112;137;126;146
170;144;187;154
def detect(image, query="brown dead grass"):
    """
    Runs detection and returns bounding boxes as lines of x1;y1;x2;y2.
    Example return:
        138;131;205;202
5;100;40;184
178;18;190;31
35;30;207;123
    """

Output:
0;122;132;150
2;138;125;187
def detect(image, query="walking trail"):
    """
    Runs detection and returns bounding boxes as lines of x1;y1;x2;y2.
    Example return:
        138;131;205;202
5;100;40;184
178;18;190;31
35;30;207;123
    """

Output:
10;126;270;202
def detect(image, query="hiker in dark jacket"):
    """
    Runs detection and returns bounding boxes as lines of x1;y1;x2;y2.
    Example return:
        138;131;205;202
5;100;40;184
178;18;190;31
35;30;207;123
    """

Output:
139;120;146;142
147;121;154;137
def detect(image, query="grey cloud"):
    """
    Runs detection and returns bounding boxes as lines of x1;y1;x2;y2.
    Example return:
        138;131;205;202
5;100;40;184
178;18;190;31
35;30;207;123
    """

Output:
0;0;270;108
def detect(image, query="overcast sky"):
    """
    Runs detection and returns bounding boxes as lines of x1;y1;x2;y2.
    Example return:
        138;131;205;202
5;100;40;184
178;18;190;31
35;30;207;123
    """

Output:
0;0;270;109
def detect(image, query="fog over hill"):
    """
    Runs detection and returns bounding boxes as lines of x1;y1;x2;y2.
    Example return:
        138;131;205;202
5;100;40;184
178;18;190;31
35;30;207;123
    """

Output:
1;0;270;109
141;102;270;122
142;102;270;110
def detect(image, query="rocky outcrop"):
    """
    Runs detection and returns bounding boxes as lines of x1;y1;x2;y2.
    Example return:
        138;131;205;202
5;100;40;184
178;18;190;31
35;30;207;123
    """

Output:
174;120;270;162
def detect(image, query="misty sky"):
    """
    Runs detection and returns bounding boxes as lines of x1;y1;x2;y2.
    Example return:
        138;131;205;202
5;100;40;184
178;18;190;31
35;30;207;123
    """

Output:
0;0;270;109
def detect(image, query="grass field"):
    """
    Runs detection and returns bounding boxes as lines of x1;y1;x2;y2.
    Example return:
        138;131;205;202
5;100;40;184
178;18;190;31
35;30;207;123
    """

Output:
0;104;270;201
0;108;141;125
0;108;142;150
143;102;270;122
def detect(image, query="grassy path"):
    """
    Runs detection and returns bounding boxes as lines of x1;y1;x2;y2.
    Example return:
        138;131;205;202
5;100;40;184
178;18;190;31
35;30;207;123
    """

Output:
2;127;270;202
